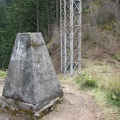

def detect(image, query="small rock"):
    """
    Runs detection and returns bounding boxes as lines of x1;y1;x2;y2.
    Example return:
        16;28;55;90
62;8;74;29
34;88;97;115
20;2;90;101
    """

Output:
2;105;5;108
51;107;54;110
34;112;40;117
45;109;48;112
69;92;74;94
5;118;10;120
69;101;75;105
11;107;16;110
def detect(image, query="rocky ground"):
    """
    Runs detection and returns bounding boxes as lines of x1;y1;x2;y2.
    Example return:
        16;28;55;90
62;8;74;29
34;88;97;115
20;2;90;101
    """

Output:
0;78;104;120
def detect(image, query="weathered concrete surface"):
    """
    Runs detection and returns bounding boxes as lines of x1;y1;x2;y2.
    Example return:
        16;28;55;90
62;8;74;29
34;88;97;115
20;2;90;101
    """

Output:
1;33;63;112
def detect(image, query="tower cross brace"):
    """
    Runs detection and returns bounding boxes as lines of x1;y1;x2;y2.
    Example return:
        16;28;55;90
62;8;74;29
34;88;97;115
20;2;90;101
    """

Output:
60;0;82;76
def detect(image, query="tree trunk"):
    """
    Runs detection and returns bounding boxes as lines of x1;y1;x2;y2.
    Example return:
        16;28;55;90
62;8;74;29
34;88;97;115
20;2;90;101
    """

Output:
36;0;39;32
115;0;120;21
47;0;50;41
56;0;59;26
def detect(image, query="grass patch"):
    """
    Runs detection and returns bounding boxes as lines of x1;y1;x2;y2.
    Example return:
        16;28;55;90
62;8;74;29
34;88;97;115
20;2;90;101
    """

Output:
115;54;120;61
106;73;120;107
74;59;120;120
89;88;120;120
75;72;98;88
0;70;6;78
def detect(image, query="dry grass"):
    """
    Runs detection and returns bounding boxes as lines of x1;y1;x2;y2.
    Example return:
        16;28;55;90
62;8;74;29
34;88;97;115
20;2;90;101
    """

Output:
75;59;120;120
82;0;120;61
57;58;120;120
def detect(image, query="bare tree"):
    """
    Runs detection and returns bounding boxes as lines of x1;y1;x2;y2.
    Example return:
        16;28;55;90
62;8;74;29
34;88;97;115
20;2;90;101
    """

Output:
115;0;120;21
36;0;39;32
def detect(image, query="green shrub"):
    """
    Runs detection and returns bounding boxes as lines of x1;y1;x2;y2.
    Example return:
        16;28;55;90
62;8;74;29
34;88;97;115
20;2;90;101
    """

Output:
100;23;114;31
95;9;115;31
75;73;97;88
115;54;120;61
0;70;6;78
106;75;120;102
82;31;91;41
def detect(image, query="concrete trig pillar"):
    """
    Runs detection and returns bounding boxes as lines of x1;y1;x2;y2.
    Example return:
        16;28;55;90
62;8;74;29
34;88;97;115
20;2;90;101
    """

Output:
1;33;63;113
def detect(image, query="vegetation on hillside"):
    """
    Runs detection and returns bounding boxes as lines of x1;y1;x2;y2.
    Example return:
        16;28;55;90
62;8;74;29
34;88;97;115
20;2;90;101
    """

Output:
0;0;120;69
74;60;120;120
82;0;120;61
0;70;6;78
0;0;59;69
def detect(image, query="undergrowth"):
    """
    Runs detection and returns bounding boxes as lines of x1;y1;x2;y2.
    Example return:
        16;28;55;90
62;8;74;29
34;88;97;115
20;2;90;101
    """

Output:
74;60;120;120
106;74;120;108
0;70;6;78
75;72;97;88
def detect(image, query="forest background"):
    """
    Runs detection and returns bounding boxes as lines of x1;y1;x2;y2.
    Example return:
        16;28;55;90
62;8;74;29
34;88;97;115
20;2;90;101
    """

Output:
0;0;120;70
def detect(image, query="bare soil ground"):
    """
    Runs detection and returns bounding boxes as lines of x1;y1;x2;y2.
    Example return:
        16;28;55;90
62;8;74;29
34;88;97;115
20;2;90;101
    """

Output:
0;79;104;120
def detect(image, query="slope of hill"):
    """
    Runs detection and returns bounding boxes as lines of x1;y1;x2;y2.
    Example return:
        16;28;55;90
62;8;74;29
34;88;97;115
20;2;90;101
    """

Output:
49;0;120;73
82;0;120;61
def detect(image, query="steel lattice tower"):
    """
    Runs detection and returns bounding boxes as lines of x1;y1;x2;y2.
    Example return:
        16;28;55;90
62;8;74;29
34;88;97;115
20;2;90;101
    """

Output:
60;0;82;76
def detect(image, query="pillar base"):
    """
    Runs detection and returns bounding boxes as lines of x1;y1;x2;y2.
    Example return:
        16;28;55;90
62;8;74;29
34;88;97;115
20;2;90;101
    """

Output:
1;96;60;114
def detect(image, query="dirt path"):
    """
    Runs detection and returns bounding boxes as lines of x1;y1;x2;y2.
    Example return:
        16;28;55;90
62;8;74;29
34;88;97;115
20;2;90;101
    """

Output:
42;81;103;120
0;79;103;120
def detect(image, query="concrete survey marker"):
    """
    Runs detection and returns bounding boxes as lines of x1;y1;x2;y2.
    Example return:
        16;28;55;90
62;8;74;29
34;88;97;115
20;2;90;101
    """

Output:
1;33;63;113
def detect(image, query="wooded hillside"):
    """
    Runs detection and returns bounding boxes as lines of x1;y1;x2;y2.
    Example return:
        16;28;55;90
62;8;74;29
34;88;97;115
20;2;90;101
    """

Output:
0;0;59;69
0;0;120;69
